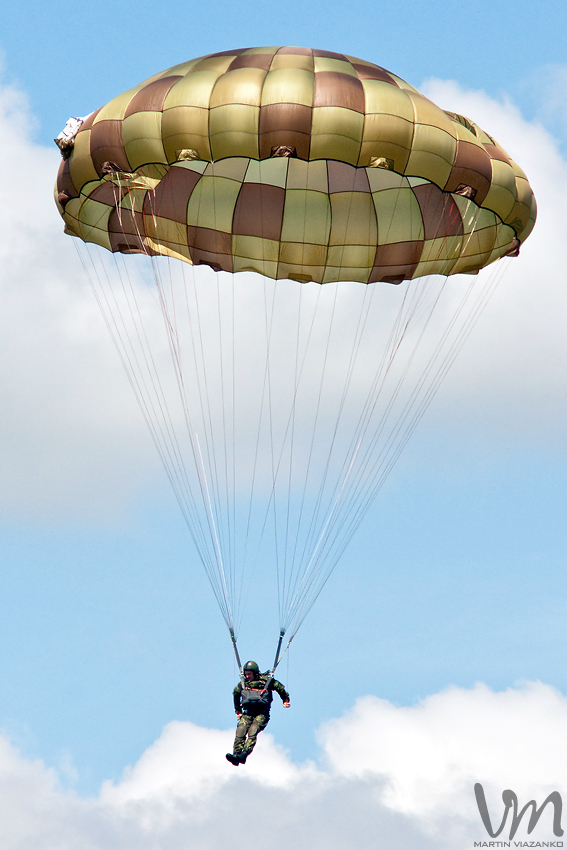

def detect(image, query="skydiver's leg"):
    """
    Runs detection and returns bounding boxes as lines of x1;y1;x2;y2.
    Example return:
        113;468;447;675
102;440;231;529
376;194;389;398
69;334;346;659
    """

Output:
241;714;269;756
233;715;252;754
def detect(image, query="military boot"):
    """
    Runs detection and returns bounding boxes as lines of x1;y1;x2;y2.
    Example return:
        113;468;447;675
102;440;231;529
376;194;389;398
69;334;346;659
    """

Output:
225;753;240;766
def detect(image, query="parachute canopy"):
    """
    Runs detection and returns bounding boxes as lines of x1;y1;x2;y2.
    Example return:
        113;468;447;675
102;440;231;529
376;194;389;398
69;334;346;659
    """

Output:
56;47;536;285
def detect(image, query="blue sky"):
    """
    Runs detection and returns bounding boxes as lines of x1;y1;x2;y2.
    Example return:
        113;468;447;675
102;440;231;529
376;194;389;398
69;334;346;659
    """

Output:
0;2;566;845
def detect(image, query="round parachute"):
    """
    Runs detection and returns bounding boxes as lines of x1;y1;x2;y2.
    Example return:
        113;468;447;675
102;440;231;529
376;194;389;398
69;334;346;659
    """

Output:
54;48;536;661
56;47;535;285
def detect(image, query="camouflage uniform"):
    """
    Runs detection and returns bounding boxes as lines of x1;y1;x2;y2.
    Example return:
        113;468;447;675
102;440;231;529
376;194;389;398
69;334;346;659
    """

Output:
232;674;289;758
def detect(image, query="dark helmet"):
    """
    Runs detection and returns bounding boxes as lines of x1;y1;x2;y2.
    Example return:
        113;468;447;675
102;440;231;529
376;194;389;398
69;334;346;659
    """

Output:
243;660;259;674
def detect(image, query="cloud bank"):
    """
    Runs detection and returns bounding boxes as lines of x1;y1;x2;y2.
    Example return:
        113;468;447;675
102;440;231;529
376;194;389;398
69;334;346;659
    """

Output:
0;681;565;849
420;78;567;444
0;77;164;521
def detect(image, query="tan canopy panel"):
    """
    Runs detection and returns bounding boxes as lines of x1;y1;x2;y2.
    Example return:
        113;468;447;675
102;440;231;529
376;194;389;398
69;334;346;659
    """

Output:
55;47;536;284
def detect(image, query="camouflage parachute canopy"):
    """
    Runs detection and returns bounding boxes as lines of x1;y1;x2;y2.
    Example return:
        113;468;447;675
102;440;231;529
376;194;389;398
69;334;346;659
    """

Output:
55;47;536;284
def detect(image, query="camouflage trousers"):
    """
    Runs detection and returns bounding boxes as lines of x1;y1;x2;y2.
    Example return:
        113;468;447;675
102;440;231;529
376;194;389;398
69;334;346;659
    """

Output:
233;713;269;755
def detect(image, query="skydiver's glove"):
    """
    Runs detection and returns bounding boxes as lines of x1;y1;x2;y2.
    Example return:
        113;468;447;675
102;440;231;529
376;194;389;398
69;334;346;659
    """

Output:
236;711;243;718
283;701;290;708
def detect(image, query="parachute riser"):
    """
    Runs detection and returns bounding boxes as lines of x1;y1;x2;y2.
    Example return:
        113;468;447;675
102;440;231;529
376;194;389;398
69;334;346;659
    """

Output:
264;630;288;691
229;628;245;688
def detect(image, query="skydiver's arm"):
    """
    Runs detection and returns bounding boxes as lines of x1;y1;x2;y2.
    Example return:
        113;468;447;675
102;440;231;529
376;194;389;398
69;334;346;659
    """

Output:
271;679;290;704
233;682;243;713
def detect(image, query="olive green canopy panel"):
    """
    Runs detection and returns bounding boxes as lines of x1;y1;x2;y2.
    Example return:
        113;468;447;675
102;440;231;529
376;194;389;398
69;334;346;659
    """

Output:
55;47;536;285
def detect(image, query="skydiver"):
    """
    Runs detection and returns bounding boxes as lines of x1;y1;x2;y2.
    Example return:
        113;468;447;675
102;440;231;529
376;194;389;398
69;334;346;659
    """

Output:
226;660;290;765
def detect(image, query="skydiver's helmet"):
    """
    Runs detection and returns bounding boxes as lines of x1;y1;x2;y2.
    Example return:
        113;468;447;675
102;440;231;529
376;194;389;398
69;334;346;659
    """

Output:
243;661;259;676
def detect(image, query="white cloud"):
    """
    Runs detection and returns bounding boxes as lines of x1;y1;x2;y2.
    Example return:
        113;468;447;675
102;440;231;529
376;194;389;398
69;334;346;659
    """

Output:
321;680;567;815
0;681;565;849
0;78;164;521
419;79;567;446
